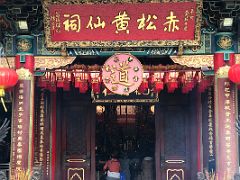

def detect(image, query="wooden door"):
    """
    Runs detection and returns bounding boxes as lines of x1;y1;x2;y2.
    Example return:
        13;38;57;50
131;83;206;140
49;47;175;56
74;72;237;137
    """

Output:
155;105;192;180
60;92;95;180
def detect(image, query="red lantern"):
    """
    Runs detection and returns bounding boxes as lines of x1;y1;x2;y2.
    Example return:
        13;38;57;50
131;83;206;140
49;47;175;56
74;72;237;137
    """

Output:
167;81;178;93
90;72;102;94
138;79;149;94
150;72;164;93
0;67;18;111
79;81;88;93
167;72;179;93
154;81;164;93
47;72;57;92
228;64;240;84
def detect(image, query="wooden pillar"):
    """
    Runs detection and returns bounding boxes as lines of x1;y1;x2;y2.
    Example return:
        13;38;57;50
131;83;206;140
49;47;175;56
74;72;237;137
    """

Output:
10;35;35;179
214;32;239;179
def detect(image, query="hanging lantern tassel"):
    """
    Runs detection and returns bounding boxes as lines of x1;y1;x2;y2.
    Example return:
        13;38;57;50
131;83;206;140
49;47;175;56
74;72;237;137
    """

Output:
0;88;7;112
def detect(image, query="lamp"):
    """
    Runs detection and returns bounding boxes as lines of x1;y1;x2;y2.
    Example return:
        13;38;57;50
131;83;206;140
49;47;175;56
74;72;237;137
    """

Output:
219;18;233;31
96;105;105;115
223;18;233;27
16;20;29;33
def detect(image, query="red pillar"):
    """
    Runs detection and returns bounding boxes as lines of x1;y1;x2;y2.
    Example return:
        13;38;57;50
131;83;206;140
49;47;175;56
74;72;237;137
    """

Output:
10;35;35;179
214;32;239;179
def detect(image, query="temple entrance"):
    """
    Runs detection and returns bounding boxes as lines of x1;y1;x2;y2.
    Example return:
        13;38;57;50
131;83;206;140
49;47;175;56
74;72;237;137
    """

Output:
56;88;198;180
95;105;156;180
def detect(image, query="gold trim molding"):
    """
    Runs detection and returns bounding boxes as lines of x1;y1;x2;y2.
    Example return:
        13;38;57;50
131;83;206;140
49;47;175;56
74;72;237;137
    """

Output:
42;0;202;48
165;160;185;164
0;56;76;69
67;159;86;163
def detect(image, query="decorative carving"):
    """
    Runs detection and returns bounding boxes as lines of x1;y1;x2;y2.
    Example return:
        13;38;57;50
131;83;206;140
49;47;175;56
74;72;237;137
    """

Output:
217;35;233;50
35;56;75;69
68;168;84;180
42;0;202;48
0;118;10;144
0;170;7;180
235;54;240;64
203;1;240;30
3;0;43;33
16;67;33;80
167;169;184;180
0;56;76;70
215;65;230;78
147;47;177;56
30;166;43;180
17;38;32;52
171;55;214;68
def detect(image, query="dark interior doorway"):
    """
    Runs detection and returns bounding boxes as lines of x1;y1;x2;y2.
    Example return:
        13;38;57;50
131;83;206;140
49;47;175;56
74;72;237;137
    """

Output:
95;104;156;180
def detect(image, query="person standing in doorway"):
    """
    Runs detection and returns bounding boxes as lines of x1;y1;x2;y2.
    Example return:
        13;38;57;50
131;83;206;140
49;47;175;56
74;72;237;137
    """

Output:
103;151;121;180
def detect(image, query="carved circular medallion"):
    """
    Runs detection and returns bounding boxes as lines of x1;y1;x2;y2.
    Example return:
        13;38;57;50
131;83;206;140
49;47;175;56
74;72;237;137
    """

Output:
217;35;233;50
17;38;32;52
102;53;143;95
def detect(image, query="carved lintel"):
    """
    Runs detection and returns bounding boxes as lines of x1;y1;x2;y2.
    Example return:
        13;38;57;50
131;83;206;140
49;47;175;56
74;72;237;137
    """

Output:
0;56;76;70
170;55;214;68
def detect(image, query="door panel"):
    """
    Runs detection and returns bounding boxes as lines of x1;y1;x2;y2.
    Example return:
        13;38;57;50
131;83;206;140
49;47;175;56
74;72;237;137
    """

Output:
59;92;95;180
158;106;190;180
63;106;91;180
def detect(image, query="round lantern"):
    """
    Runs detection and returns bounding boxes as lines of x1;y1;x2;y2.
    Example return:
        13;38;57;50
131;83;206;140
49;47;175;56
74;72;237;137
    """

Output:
228;64;240;84
0;67;18;112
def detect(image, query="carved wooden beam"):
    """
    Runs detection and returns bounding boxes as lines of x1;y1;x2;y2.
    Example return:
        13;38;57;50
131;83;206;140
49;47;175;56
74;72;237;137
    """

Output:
0;56;76;69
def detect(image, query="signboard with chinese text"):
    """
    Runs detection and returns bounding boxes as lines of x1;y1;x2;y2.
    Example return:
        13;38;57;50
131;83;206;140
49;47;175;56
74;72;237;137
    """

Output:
92;91;159;104
102;53;143;95
43;0;202;48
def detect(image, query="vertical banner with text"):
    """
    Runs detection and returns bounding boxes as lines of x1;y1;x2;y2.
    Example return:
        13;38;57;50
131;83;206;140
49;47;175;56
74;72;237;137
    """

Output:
215;78;238;179
34;90;50;179
10;75;34;178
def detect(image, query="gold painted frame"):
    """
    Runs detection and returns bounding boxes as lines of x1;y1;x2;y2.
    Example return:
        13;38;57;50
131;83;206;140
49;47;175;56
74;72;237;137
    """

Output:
43;0;203;48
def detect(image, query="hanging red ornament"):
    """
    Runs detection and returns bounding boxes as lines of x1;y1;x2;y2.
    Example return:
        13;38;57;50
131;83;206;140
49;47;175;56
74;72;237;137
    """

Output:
228;64;240;84
138;79;149;94
48;72;57;92
154;81;164;93
79;81;89;93
90;72;102;94
167;72;179;93
0;67;18;111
